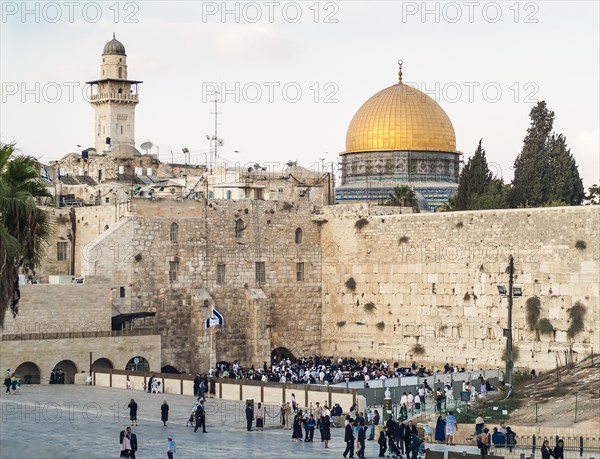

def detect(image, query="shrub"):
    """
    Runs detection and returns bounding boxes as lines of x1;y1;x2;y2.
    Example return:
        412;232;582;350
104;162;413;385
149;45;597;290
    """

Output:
410;344;426;355
567;302;586;339
455;222;464;228
376;321;385;331
463;292;470;301
355;218;369;230
526;296;542;330
501;346;520;362
398;236;410;244
337;321;346;327
345;277;357;291
537;318;555;336
364;302;376;313
134;253;142;262
575;240;586;250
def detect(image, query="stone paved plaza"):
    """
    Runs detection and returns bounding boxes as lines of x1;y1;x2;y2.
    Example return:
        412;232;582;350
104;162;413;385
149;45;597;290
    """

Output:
0;385;483;459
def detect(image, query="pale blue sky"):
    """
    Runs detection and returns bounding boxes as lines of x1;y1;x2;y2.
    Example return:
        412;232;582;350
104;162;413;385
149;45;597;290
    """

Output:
1;1;598;188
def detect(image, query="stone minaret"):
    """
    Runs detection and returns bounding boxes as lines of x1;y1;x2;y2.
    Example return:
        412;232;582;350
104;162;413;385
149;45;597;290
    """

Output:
86;34;142;158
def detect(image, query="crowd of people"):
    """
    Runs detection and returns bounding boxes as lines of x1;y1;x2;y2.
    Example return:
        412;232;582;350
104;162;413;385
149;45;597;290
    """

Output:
205;356;482;386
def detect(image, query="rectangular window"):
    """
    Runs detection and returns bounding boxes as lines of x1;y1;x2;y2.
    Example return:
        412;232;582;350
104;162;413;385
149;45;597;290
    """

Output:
169;261;178;282
217;263;226;285
255;261;265;284
296;262;305;282
119;286;126;298
57;242;68;261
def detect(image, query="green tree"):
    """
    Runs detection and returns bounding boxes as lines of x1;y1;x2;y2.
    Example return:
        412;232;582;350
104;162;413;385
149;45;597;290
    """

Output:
510;101;584;207
385;185;418;209
453;140;506;210
0;143;52;327
585;184;600;205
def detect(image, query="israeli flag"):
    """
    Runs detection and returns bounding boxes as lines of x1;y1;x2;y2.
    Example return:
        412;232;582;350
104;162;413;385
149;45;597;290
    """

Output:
205;307;224;328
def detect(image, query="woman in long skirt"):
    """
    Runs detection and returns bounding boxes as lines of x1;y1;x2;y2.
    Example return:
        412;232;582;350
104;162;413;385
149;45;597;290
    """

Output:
321;415;331;448
161;400;169;427
292;412;303;442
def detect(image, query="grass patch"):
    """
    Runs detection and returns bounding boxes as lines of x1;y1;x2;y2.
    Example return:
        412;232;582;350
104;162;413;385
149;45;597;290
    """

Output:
575;240;586;250
455;221;464;228
376;321;385;331
398;235;410;244
463;292;470;301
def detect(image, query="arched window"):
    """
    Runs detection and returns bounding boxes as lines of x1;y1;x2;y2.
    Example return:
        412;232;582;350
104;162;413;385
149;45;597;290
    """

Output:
235;219;244;238
118;67;123;78
169;222;178;242
295;227;303;244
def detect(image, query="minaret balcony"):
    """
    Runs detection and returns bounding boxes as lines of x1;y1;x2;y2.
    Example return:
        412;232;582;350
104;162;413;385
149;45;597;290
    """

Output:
90;92;139;103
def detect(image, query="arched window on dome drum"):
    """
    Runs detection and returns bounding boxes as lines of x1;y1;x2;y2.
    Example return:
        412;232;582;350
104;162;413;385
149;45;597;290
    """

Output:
235;219;244;239
118;67;122;79
295;228;303;244
169;223;178;242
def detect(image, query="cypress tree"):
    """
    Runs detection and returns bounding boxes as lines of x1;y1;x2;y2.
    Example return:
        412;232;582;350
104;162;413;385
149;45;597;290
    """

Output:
510;101;584;207
453;139;505;210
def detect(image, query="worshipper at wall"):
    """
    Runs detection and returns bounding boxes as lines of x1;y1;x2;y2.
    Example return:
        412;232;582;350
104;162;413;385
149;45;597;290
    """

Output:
321;415;331;448
435;415;446;443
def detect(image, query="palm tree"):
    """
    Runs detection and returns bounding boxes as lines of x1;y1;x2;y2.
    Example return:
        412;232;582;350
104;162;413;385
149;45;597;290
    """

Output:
385;185;418;208
0;143;52;327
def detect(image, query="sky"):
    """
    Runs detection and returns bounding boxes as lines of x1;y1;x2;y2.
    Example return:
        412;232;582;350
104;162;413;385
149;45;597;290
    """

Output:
1;1;599;188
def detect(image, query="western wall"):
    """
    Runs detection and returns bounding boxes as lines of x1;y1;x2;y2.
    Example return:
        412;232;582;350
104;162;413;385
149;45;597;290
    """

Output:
319;204;599;372
80;199;324;373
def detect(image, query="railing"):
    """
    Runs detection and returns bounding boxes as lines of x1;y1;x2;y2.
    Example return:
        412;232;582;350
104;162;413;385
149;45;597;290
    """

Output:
509;435;600;456
90;93;139;102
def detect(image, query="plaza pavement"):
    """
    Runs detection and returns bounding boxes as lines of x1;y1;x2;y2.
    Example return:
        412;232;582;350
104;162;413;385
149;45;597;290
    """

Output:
0;384;482;458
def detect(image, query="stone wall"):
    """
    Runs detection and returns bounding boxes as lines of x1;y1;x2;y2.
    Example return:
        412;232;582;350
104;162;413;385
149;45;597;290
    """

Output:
1;278;112;335
81;199;324;372
37;203;129;281
319;205;600;371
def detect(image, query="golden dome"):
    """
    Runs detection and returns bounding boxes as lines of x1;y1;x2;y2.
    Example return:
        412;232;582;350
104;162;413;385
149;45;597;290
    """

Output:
344;81;456;154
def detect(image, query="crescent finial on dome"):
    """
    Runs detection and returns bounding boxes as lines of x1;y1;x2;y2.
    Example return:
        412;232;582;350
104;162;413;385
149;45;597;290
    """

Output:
398;59;403;83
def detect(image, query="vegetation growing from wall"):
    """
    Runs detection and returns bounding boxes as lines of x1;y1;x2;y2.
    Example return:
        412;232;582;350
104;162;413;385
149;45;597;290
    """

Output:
364;302;376;313
354;218;369;230
376;321;385;331
537;318;555;336
411;344;426;355
526;296;542;330
567;302;586;339
345;277;357;291
575;240;586;250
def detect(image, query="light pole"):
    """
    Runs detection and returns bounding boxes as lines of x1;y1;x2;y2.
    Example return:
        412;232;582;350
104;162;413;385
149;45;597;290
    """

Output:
497;255;521;387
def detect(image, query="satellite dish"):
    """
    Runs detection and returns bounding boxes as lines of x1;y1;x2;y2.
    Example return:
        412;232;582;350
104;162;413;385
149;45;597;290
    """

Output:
140;141;154;155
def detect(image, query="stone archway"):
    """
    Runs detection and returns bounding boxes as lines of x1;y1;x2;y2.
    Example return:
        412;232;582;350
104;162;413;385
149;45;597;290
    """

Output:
92;358;114;370
14;361;41;384
271;347;295;364
53;360;78;384
126;356;150;372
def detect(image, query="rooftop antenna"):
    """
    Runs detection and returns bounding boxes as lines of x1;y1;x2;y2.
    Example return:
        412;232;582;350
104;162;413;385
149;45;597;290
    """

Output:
207;90;223;169
140;141;154;155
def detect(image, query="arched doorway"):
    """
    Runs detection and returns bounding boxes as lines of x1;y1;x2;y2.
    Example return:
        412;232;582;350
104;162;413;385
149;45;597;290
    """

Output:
126;356;149;372
92;358;114;370
271;347;295;364
53;360;78;384
161;365;180;374
14;362;41;384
